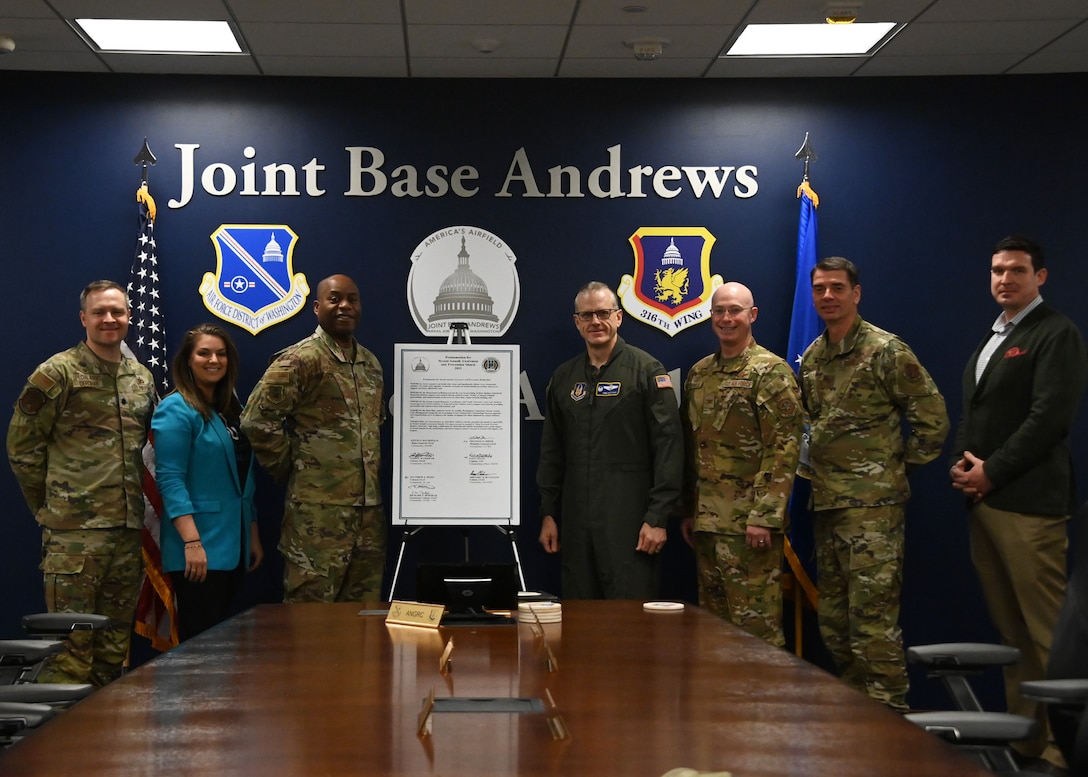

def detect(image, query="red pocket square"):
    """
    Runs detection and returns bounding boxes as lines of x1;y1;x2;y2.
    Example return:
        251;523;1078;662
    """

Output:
1003;346;1028;358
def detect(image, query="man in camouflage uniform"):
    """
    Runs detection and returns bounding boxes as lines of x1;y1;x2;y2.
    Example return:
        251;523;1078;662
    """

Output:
801;257;947;710
680;282;802;646
537;281;682;599
7;280;155;686
241;274;386;603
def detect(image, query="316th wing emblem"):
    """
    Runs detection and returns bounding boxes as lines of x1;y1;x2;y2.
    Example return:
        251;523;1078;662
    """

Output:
618;227;722;337
199;224;310;334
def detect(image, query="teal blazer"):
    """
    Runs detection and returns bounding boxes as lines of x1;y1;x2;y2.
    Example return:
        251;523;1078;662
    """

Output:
151;392;257;572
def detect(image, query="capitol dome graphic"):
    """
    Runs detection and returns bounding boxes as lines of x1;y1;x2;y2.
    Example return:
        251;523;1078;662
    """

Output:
263;233;284;262
661;237;684;266
428;236;499;324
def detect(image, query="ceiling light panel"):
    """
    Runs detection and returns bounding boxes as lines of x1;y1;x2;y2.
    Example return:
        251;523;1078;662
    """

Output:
726;22;898;57
73;19;244;54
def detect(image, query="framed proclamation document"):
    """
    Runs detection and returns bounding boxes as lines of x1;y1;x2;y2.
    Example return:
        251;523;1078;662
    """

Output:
392;344;521;526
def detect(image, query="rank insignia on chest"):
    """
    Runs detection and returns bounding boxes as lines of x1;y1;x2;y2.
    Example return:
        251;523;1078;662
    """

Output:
596;382;621;397
571;382;588;402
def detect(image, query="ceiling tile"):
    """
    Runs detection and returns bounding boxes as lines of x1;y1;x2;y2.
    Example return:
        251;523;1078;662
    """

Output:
882;20;1081;56
565;23;731;59
708;56;867;78
575;0;748;26
411;57;558;78
226;0;401;24
408;24;567;59
242;22;405;58
258;55;407;78
405;0;575;26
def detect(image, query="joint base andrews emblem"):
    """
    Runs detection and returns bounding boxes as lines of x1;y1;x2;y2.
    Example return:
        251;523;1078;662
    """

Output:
618;227;723;337
407;226;521;339
200;225;310;334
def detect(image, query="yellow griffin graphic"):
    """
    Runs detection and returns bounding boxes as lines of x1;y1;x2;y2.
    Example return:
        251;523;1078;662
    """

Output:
653;267;689;306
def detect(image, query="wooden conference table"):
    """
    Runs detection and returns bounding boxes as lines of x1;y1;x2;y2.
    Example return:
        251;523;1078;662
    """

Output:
0;601;989;777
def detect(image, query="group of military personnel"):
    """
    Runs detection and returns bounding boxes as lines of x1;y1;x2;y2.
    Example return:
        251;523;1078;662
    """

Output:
535;265;947;714
6;236;1085;767
536;234;1086;769
7;274;384;687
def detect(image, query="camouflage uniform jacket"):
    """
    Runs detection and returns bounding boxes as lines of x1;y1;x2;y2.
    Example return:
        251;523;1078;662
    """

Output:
800;316;948;510
7;341;155;530
241;326;385;507
681;339;803;535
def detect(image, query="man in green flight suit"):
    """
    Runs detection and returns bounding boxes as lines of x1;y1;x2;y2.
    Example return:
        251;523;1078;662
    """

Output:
7;280;156;686
801;256;948;710
241;274;387;603
537;281;683;599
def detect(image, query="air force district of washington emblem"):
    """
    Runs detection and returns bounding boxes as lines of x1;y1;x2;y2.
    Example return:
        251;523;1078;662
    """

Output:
199;225;310;334
618;227;723;337
407;226;520;339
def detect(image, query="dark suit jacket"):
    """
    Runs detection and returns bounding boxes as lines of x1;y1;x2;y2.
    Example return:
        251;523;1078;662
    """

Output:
953;302;1087;515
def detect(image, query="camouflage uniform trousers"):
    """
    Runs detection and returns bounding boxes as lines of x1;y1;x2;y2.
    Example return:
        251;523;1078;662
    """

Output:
38;527;143;687
693;531;784;647
280;502;387;603
814;503;908;710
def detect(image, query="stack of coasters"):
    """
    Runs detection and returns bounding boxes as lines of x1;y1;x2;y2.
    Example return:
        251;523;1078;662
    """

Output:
518;601;563;623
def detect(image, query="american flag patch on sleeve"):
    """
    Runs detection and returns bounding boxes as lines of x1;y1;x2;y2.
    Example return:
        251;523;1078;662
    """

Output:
655;374;673;389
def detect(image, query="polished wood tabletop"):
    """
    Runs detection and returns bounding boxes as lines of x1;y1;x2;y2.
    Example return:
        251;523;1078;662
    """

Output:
0;601;988;776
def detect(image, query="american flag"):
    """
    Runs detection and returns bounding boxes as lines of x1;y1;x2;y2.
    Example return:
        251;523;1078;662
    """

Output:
127;183;178;652
127;188;169;393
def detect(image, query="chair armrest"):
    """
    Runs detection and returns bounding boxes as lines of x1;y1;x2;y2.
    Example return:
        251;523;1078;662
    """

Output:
0;684;94;705
905;711;1039;745
907;642;1021;670
21;612;111;635
0;701;56;736
1020;679;1088;706
0;640;64;667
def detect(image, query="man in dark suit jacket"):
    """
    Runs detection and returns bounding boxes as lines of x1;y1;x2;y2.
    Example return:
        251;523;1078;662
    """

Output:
951;234;1088;762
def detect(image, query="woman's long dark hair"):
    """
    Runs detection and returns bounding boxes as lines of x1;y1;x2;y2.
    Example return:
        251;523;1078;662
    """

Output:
170;323;242;420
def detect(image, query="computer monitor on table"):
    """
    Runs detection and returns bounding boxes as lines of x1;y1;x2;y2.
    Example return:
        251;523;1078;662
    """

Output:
416;562;518;624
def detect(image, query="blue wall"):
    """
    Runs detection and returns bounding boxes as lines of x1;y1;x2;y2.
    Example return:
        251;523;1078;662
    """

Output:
3;71;1086;709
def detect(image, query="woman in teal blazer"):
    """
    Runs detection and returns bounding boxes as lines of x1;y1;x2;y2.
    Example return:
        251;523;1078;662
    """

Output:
152;323;262;642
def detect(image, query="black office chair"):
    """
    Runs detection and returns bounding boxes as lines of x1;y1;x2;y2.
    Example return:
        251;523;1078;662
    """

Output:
909;501;1088;774
0;701;57;749
0;639;64;685
0;613;110;709
905;642;1042;774
1041;501;1088;773
1021;679;1088;773
907;644;1088;775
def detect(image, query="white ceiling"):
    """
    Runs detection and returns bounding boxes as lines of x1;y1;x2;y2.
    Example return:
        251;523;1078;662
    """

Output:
2;0;1087;79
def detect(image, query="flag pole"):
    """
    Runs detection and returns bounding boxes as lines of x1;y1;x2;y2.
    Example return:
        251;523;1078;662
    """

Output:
134;138;157;185
134;139;158;223
128;139;178;652
783;134;822;655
